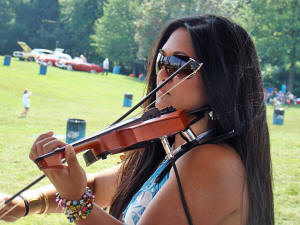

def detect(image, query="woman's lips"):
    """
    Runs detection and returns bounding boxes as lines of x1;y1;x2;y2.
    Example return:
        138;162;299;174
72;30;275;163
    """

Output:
157;89;169;97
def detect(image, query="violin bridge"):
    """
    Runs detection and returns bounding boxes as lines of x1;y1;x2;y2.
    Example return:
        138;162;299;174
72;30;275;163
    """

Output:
160;136;173;159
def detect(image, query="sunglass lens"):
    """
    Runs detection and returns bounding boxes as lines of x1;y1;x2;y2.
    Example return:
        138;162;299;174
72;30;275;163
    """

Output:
155;52;198;78
176;68;194;79
169;55;193;78
155;52;163;74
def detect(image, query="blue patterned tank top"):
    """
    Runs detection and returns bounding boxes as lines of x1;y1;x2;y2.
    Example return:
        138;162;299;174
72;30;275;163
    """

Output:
122;159;170;225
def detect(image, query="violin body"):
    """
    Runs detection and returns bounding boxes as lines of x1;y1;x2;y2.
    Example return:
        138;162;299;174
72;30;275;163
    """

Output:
35;109;190;170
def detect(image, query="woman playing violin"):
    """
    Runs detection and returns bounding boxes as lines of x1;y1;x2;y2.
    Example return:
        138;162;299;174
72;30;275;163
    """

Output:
0;15;273;225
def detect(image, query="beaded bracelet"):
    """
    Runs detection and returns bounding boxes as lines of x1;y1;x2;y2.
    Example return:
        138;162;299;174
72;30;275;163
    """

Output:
56;187;95;223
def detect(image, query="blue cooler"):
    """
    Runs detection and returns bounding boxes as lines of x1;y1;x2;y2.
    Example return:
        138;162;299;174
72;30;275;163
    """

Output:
273;108;285;125
113;66;120;74
123;93;133;107
66;119;86;144
3;55;11;66
39;64;47;75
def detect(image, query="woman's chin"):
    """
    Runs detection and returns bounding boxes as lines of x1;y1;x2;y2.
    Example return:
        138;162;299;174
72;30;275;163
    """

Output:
155;100;172;110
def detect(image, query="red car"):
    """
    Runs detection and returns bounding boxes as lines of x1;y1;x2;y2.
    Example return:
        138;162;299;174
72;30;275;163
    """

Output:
56;57;103;73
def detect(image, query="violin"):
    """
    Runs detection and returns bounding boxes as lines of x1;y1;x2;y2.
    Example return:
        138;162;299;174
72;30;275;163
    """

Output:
33;58;202;170
35;107;191;169
0;57;205;220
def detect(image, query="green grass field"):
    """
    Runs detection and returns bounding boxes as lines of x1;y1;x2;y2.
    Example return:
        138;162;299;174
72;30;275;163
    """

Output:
0;56;299;225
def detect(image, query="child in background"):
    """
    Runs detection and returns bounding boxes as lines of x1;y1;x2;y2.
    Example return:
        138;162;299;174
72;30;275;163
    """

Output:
20;89;31;118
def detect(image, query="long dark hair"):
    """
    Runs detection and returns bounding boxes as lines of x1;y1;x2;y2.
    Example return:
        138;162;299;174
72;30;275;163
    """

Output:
110;15;274;225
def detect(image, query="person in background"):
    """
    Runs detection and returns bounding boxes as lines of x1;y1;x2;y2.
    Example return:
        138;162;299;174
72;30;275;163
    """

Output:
269;90;277;106
0;15;274;225
20;89;31;118
277;90;285;105
103;58;109;75
80;55;87;63
286;91;295;108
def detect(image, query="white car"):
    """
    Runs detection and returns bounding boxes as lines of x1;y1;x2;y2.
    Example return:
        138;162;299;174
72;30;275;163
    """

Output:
37;52;72;67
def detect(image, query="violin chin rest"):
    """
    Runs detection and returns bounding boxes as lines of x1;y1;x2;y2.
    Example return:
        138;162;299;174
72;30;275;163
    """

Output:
83;150;110;166
83;150;98;167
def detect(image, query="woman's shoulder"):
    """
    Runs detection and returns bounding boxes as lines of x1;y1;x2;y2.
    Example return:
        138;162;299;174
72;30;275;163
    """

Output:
175;143;245;179
139;144;248;224
170;143;248;222
173;143;247;193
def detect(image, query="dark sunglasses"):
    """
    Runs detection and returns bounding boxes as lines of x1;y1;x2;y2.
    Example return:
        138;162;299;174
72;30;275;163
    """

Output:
155;50;201;79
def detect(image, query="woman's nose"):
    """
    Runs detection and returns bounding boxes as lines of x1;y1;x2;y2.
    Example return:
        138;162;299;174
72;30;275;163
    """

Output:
156;66;169;81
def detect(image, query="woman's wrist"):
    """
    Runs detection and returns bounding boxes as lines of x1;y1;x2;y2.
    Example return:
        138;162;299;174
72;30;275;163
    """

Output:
21;191;49;216
38;191;49;214
56;187;95;223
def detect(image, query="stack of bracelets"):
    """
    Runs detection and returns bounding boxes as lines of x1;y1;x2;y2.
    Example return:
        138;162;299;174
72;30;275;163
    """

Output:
20;191;49;216
56;187;95;223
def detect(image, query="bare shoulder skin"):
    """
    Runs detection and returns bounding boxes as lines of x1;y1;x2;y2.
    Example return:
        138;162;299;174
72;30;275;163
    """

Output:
137;143;248;225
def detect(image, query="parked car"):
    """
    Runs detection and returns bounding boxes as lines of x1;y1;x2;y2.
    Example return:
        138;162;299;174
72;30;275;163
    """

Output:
56;57;103;73
37;52;72;66
13;41;53;61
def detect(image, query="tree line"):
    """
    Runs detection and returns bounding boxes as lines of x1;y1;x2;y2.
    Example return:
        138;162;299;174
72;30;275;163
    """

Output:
0;0;299;95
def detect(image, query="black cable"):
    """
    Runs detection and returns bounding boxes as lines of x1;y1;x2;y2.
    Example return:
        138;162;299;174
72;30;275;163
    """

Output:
171;158;193;225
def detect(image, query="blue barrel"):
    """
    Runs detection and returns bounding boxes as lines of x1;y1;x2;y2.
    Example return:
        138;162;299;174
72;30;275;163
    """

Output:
39;64;47;75
123;93;133;107
3;55;11;66
66;118;86;144
273;108;285;125
113;66;120;74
